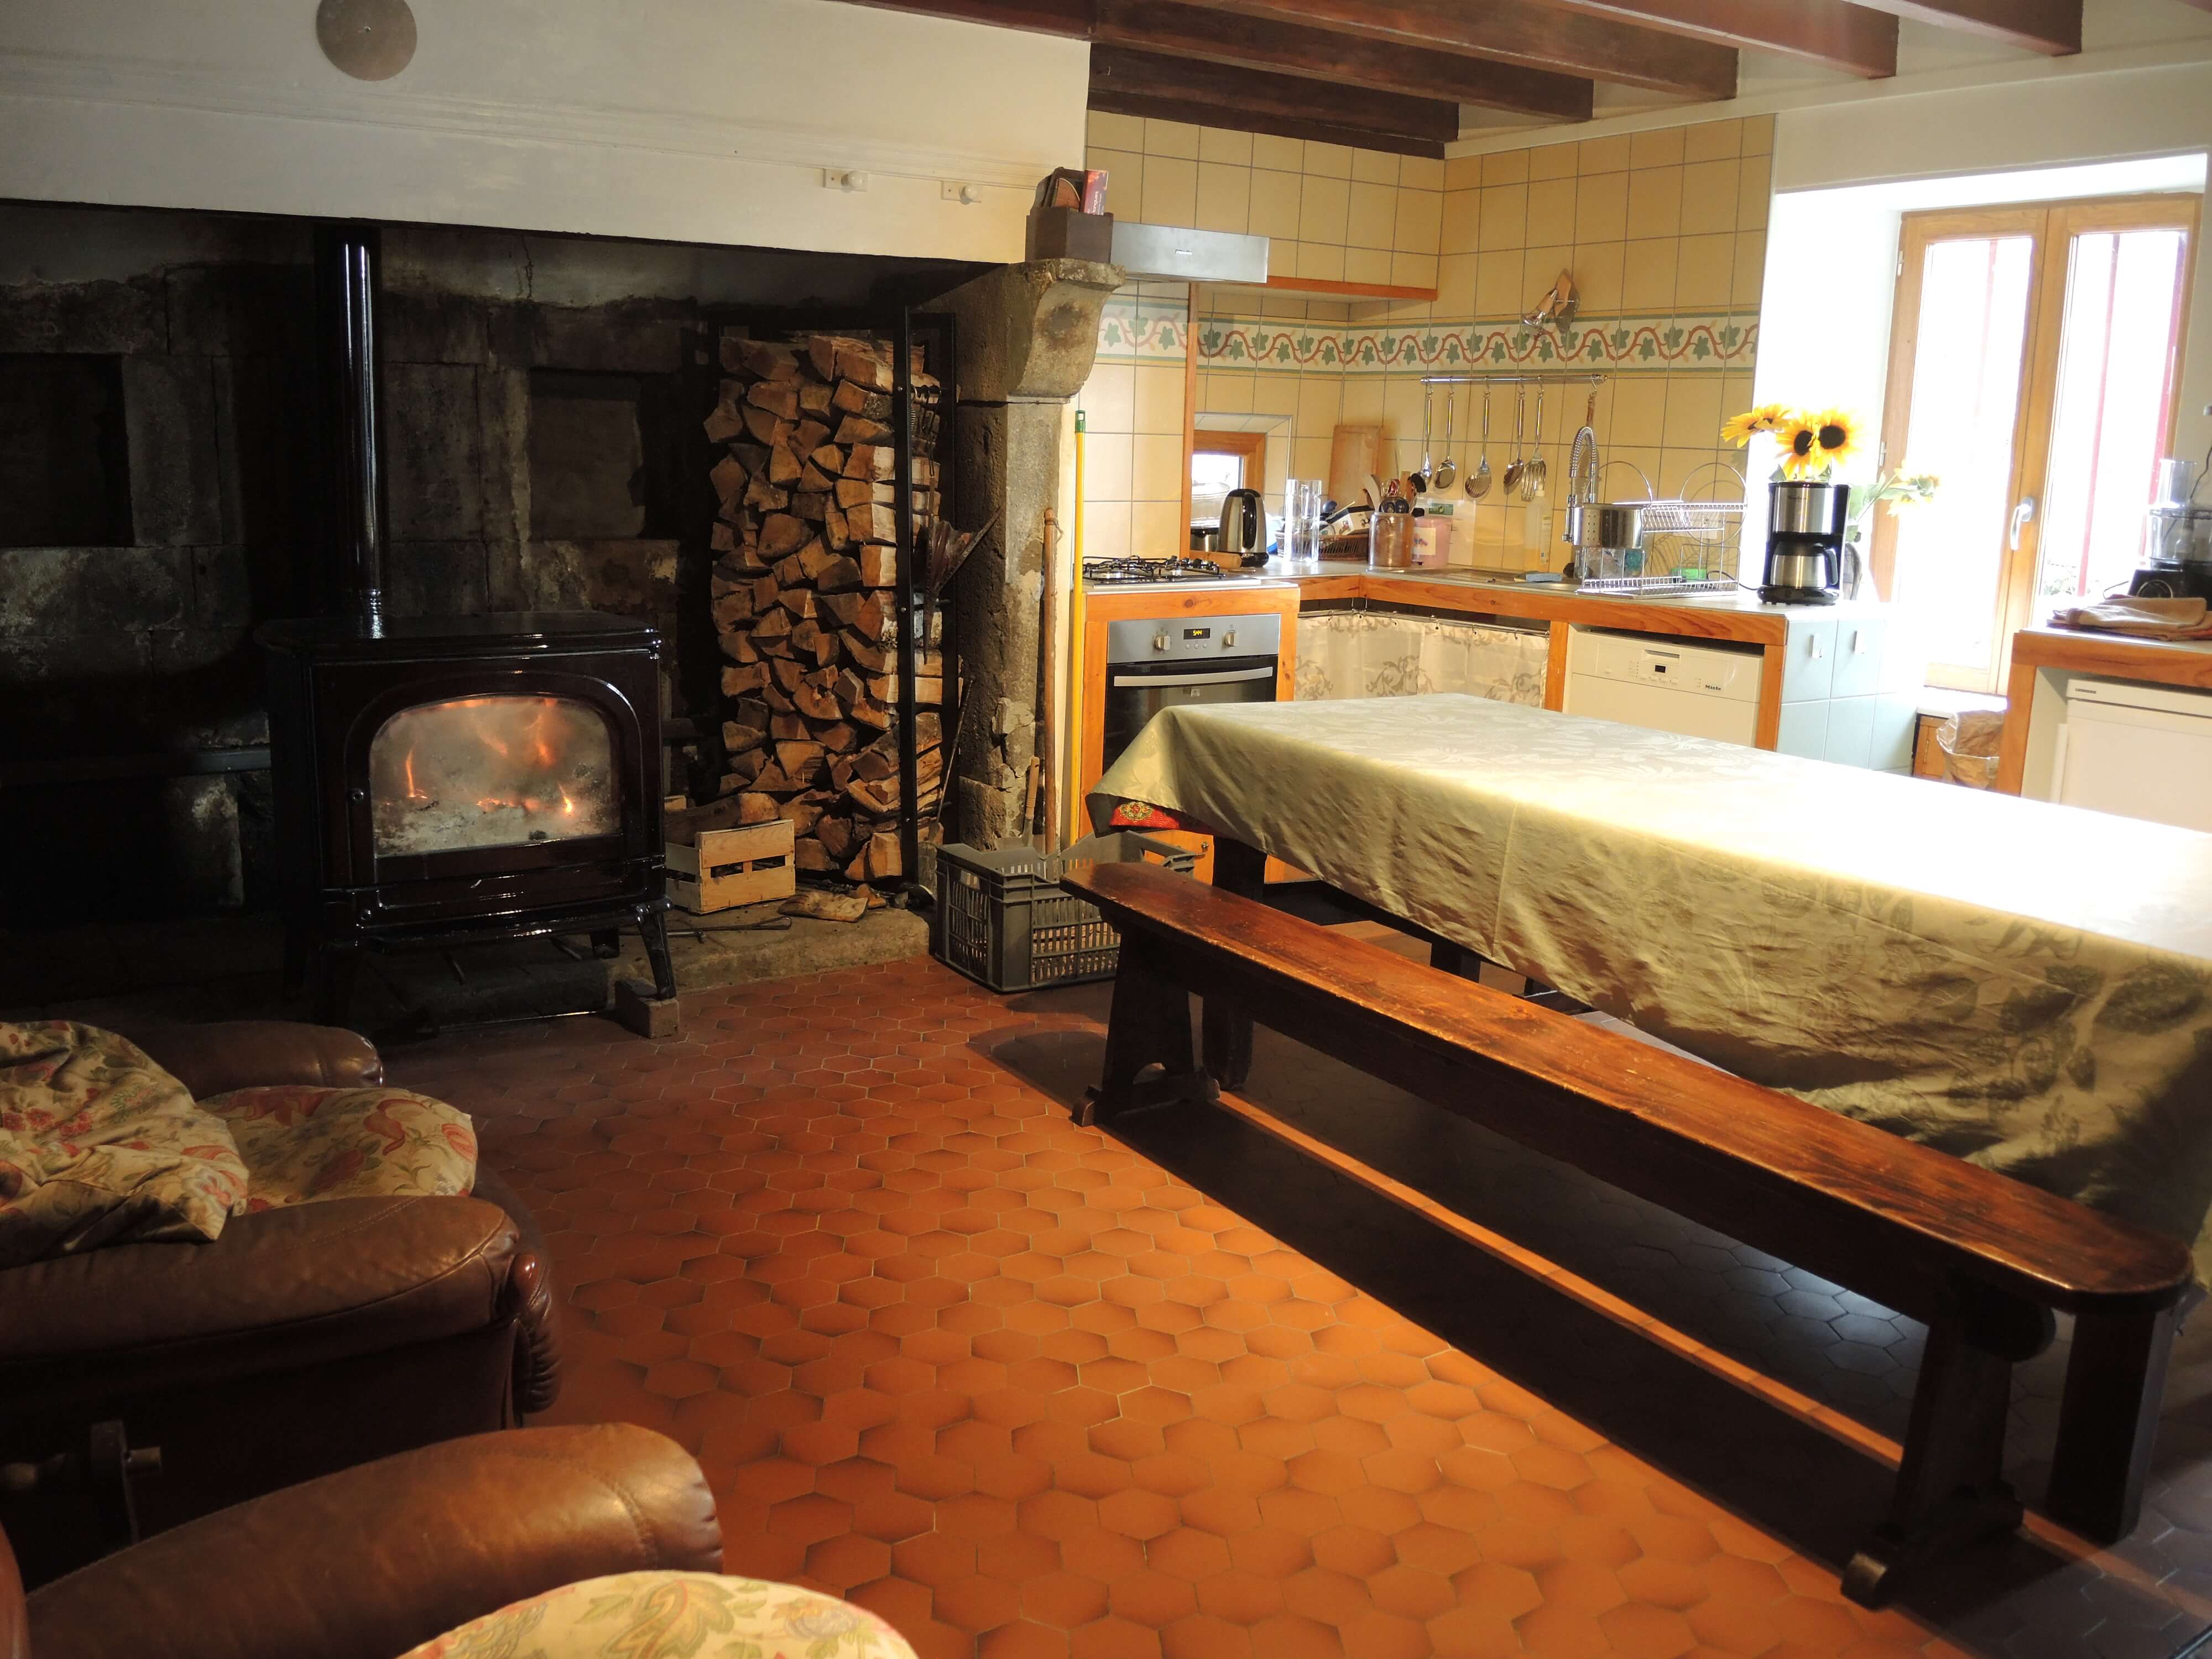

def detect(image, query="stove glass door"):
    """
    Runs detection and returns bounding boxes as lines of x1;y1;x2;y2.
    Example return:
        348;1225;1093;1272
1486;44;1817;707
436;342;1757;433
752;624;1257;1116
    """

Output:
1100;656;1277;775
369;694;619;857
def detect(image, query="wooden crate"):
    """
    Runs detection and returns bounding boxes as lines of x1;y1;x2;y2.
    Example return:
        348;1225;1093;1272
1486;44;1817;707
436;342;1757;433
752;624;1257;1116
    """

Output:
665;818;796;913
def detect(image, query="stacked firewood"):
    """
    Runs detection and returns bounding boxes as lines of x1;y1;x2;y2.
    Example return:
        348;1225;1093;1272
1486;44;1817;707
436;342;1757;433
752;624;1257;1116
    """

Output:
704;330;942;884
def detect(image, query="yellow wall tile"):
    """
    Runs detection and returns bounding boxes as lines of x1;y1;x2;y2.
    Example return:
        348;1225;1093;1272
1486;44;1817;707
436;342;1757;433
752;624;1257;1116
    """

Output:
1195;370;1253;415
1482;150;1530;187
1341;377;1384;422
1436;252;1478;314
1572;241;1624;312
1732;232;1768;306
1679;159;1740;238
1084;431;1133;502
1621;238;1678;310
1527;178;1577;247
1661;377;1724;450
1299;175;1352;244
1626;166;1684;239
1134;362;1187;434
1133;433;1186;500
1143;156;1198;228
1145;119;1201;160
1525;245;1572;309
1352;149;1400;186
1298;242;1347;281
1675;232;1736;307
1474;251;1526;317
1084;497;1131;561
1682;118;1742;164
1347;181;1397;249
1444;155;1483;191
1609;378;1668;443
1249;170;1302;239
1134;498;1183;556
1738;153;1772;232
1253;133;1304;172
1528;141;1578;182
1080;359;1135;432
1198;127;1254;166
1296;377;1344;431
1252;376;1299;417
1090;149;1144;218
1088;111;1145;152
1743;114;1775;155
1479;184;1528;251
1304;141;1354;180
1196;163;1252;234
1630;127;1687;169
1394;187;1443;254
1291;434;1334;483
1573;171;1628;244
1579;135;1631;176
1346;246;1394;285
1441;189;1480;256
1399;155;1445;191
1391;252;1439;291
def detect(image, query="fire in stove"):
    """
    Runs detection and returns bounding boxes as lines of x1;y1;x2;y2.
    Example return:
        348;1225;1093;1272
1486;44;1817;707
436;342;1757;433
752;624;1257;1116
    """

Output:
368;695;619;857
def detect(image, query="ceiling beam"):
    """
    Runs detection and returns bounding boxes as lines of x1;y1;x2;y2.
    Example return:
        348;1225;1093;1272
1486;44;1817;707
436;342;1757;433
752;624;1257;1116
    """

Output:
1516;0;1897;77
1095;0;1594;120
827;0;1095;38
1091;45;1458;155
1846;0;2079;55
1156;0;1739;100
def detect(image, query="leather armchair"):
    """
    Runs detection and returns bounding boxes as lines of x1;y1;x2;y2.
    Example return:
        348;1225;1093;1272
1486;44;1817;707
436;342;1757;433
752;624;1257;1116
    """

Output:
14;1425;723;1659
0;1022;562;1574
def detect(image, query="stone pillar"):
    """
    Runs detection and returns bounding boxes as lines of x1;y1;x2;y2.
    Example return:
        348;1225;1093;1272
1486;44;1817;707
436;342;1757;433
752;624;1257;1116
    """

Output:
925;259;1120;849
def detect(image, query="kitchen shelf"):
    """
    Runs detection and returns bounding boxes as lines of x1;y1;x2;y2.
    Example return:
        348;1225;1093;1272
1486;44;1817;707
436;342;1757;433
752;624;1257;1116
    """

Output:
1207;275;1440;302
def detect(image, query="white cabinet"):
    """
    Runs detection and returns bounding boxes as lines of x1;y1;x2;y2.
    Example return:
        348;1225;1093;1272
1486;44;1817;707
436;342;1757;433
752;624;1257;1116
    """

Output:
2050;679;2212;831
1563;629;1761;746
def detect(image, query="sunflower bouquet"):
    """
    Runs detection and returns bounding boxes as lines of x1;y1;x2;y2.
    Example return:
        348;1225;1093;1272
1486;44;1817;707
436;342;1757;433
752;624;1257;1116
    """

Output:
1720;404;1863;479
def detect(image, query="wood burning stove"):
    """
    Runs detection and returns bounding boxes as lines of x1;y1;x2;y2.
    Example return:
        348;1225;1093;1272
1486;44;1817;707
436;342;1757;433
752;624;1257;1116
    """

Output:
260;222;671;1022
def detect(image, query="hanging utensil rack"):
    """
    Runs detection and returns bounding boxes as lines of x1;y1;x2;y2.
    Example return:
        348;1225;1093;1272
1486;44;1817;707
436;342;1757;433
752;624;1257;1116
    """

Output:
1417;373;1608;387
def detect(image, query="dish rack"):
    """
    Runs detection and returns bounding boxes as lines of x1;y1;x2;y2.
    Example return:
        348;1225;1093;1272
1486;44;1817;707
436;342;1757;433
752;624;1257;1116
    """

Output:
1577;461;1746;595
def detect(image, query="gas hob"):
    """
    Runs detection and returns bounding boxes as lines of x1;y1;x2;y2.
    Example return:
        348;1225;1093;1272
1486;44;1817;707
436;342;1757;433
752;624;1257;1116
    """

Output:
1082;557;1251;586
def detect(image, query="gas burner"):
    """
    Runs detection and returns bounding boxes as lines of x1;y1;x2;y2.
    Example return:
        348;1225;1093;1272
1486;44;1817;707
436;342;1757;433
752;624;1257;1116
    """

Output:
1082;556;1242;585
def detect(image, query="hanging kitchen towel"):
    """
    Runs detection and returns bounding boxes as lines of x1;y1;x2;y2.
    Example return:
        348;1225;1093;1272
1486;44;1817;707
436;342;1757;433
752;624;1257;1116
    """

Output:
2048;596;2212;639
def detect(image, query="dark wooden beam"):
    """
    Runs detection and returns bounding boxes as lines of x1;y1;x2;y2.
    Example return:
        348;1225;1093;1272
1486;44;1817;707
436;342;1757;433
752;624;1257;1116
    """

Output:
1524;0;1897;77
828;0;1095;38
1095;0;1593;119
1848;0;2079;55
1090;46;1457;155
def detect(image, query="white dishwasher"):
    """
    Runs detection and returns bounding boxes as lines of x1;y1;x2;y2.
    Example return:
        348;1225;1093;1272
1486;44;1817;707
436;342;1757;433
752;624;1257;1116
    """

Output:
2051;678;2212;831
1562;627;1761;745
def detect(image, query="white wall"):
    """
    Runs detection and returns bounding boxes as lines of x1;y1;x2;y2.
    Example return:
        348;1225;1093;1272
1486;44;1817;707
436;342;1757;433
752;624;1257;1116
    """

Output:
0;0;1088;262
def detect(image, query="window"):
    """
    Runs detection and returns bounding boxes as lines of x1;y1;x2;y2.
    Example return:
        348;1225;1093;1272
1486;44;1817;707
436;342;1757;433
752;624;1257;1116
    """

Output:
1190;429;1265;529
1875;197;2197;692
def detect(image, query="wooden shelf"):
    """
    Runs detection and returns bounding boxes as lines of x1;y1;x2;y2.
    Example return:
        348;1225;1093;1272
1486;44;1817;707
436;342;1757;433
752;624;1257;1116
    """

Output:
1204;275;1439;303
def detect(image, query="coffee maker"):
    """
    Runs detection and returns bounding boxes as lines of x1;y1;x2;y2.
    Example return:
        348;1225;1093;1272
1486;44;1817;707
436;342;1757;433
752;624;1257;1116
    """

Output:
1760;480;1846;605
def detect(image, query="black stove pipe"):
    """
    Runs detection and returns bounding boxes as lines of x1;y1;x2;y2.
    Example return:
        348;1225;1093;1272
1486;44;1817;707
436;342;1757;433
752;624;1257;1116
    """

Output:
312;222;389;632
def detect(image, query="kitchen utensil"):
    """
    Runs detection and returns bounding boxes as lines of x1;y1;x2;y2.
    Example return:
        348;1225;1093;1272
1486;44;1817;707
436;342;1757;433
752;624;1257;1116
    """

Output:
1366;473;1385;512
1432;393;1458;491
1760;480;1847;604
1562;387;1598;546
1284;478;1324;566
1468;387;1493;499
1522;386;1547;502
1409;390;1433;493
1501;387;1526;495
1219;487;1266;562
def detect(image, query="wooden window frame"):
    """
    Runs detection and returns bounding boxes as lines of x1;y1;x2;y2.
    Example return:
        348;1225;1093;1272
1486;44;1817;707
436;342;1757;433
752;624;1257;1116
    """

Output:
1192;427;1267;486
1874;194;2199;694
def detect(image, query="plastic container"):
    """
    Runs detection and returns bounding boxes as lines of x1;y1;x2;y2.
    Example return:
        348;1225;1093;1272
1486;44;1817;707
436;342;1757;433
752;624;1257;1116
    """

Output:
932;831;1199;992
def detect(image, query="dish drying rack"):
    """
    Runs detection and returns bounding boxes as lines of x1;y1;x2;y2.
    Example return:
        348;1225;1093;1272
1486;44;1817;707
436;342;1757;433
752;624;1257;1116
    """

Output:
1577;461;1745;595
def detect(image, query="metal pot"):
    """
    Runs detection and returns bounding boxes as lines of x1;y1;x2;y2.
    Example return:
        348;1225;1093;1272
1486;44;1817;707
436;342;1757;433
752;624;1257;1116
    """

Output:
1577;502;1645;551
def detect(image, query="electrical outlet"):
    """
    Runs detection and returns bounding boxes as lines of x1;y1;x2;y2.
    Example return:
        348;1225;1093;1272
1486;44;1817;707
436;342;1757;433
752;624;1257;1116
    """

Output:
822;169;868;192
941;180;983;205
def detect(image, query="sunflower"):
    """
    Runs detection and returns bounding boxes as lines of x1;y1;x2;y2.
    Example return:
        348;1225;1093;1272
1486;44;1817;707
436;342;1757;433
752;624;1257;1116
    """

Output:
1720;404;1792;447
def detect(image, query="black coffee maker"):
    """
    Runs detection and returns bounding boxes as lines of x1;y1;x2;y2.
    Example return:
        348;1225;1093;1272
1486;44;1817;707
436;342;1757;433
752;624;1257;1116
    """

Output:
1760;480;1847;605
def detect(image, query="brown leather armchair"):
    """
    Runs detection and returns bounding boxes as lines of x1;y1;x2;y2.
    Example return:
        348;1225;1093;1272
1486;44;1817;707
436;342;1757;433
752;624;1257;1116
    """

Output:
8;1425;723;1659
0;1021;561;1574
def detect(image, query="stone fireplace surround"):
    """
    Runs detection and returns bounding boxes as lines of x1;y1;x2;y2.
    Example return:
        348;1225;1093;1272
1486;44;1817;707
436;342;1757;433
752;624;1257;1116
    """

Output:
0;200;1119;932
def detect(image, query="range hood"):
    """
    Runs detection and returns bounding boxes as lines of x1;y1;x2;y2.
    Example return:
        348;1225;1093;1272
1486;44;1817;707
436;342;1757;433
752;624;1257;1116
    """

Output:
1109;221;1269;285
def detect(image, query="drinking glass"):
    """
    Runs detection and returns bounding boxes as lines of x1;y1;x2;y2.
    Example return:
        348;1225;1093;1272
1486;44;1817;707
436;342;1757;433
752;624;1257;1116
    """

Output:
1283;478;1323;568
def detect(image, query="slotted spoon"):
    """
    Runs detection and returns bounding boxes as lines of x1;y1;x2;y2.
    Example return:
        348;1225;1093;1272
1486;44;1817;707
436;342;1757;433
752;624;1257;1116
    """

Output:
1467;386;1493;498
1432;392;1458;491
1521;384;1548;501
1501;385;1527;496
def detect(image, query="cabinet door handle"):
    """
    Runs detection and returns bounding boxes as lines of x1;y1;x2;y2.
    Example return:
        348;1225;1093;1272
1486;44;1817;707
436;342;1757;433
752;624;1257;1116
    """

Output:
1851;629;1869;655
1807;637;1825;660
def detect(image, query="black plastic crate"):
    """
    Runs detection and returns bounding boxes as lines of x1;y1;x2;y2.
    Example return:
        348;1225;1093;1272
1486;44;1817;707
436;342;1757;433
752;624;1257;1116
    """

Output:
931;831;1198;992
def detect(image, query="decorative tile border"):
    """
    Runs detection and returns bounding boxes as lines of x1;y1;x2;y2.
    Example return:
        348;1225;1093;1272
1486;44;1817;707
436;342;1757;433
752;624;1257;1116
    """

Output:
1195;312;1759;375
1094;295;1188;362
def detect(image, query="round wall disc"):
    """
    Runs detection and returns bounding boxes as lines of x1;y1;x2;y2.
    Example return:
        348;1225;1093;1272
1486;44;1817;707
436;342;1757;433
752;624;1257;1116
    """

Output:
316;0;418;81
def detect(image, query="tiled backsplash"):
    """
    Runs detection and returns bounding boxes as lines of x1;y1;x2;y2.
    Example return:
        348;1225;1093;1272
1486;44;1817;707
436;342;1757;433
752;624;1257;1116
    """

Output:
1076;112;1773;569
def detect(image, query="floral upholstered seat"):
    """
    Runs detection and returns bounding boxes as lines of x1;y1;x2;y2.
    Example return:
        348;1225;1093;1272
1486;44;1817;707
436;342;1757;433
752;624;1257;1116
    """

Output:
400;1571;917;1659
202;1083;477;1208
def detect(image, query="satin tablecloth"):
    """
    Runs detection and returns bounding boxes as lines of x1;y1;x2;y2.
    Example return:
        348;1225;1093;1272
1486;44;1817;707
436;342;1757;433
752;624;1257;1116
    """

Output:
1090;694;2212;1279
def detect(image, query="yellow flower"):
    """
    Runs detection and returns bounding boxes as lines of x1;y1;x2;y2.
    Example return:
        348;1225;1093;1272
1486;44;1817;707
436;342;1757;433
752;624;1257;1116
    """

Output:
1776;415;1826;479
1804;407;1863;469
1720;404;1792;447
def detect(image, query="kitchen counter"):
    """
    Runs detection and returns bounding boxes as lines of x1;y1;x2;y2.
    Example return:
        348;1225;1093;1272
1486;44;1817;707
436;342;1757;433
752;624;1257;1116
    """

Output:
1996;624;2212;795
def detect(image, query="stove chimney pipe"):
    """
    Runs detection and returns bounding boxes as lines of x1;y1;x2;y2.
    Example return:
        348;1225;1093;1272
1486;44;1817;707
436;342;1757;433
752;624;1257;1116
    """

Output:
312;222;389;632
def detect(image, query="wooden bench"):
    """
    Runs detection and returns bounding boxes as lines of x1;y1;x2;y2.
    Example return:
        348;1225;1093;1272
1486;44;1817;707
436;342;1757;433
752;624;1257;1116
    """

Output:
1061;857;2197;1607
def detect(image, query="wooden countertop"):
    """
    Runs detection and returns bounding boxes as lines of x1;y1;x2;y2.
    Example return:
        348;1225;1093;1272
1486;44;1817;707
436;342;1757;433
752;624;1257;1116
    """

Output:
2007;624;2212;687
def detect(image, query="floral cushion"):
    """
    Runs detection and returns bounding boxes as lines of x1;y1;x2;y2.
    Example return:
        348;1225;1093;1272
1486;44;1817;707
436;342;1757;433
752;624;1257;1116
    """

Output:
0;1021;248;1266
401;1572;917;1659
202;1084;477;1209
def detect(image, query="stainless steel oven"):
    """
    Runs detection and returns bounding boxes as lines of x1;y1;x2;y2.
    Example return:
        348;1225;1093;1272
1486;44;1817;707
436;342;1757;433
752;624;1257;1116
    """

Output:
1100;613;1281;774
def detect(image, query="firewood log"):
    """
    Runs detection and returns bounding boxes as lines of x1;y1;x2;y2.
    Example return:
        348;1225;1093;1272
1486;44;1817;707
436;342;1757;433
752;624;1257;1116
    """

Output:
856;546;898;588
760;681;794;712
747;379;799;419
731;338;800;380
832;382;892;421
836;343;893;390
843;632;889;674
817;815;857;861
833;415;890;447
719;662;768;695
744;476;789;512
752;764;798;796
799;381;833;415
721;718;768;753
754;608;794;644
821;509;850;553
710;453;747;507
843;503;898;544
703;399;745;444
777;587;813;620
793;492;830;523
816;721;857;753
722;750;764;787
775;740;825;780
710;588;755;629
768;444;802;484
769;712;808;741
722;630;760;665
863;832;902;881
799;461;837;493
794;419;832;457
844;444;895;481
795;839;834;873
848;698;892;732
782;797;827;838
760;514;811;559
794;682;842;721
742;405;791;447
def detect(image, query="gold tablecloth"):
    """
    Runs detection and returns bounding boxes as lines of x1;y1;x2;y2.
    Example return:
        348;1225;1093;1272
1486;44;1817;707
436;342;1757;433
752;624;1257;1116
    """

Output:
1091;694;2212;1278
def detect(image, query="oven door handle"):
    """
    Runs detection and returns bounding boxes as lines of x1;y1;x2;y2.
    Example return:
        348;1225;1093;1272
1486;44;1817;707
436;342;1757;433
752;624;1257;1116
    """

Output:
1109;666;1278;688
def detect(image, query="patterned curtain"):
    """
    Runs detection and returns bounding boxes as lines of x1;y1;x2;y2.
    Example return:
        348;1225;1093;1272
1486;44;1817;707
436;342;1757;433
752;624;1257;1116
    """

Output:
1295;612;1548;706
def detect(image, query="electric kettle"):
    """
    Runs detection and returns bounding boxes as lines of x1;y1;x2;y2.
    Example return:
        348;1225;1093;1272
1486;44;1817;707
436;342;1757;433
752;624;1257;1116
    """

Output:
1219;488;1267;565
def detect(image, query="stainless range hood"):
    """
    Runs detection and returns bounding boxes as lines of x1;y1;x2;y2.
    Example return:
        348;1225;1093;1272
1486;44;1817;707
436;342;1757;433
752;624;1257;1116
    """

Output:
1109;221;1269;285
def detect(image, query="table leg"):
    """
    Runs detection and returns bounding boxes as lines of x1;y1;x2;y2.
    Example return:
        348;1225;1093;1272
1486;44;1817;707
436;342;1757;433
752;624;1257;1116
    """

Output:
1081;933;1211;1127
2046;1301;2184;1543
1202;837;1264;1090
